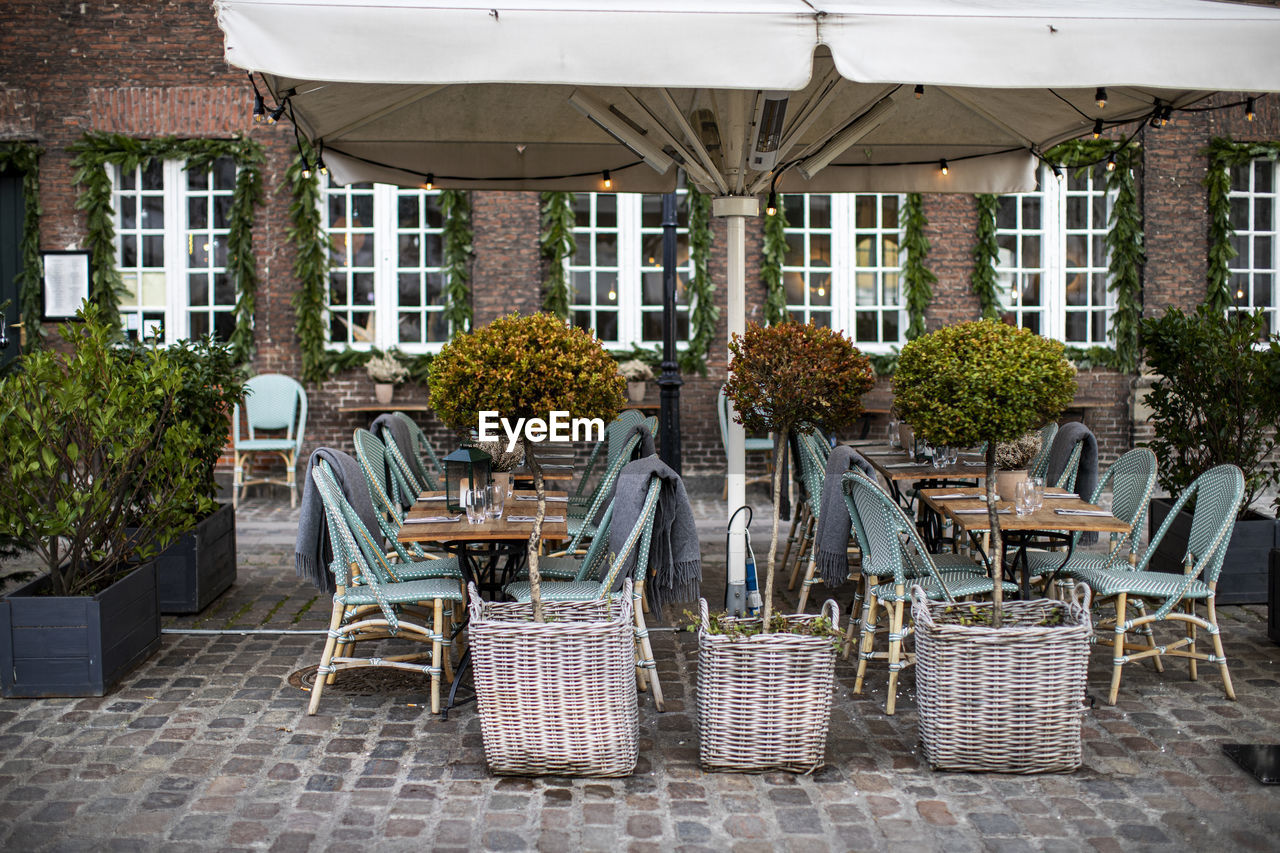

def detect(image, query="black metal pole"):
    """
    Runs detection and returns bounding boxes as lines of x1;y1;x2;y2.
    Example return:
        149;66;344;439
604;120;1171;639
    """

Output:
658;188;683;473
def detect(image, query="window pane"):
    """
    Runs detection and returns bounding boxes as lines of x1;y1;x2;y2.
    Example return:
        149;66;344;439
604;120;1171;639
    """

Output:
120;196;137;230
881;195;899;227
353;273;375;305
424;271;444;303
189;312;209;338
399;234;420;267
213;311;235;341
188;274;209;306
1066;196;1086;227
142;160;163;190
810;311;831;329
398;273;421;306
214;273;233;305
214;158;237;191
784;232;805;265
1230;196;1250;228
595;194;617;228
351;193;374;227
142;196;164;228
187;197;207;230
572;270;591;302
213;195;232;230
1021;236;1041;269
143;235;164;266
783;271;805;304
809;234;831;265
882;310;899;342
855;196;875;229
594;233;617;266
809;195;831;229
881;234;899;268
1065;272;1087;306
996;197;1017;230
595;272;618;304
1065;312;1086;342
595;311;618;341
855;272;876;305
856;311;876;340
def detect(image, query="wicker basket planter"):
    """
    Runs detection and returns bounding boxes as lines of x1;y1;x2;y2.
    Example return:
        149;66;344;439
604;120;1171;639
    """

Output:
467;581;639;777
696;598;840;773
910;585;1093;774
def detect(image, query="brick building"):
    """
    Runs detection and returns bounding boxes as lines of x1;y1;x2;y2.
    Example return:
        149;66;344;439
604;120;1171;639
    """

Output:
1;1;1278;495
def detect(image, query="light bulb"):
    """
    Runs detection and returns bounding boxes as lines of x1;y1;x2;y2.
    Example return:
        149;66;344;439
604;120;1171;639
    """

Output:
1246;97;1256;122
1095;87;1107;109
939;159;949;176
424;173;434;191
766;191;778;217
914;85;924;100
1105;152;1117;172
602;169;612;189
1092;119;1103;139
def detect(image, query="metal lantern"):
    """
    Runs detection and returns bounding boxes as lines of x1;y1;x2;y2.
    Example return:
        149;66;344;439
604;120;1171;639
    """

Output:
443;447;492;513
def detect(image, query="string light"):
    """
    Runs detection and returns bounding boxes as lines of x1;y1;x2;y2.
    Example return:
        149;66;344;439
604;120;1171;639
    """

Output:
1160;105;1173;126
939;159;949;176
315;145;328;177
266;101;287;125
1051;164;1064;182
914;84;924;99
1105;151;1117;172
1095;87;1107;109
1237;287;1246;300
1092;118;1104;139
766;191;777;216
1246;97;1257;122
252;91;265;123
602;169;612;189
300;156;312;179
424;173;434;191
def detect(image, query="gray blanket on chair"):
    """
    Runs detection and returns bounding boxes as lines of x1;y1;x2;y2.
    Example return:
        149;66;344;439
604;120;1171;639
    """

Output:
294;448;380;593
813;445;876;588
371;413;428;507
609;455;700;618
1046;421;1099;544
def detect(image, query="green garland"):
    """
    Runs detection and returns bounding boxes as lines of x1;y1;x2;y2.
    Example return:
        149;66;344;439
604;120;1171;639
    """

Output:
680;181;717;375
1048;139;1144;373
761;195;789;325
901;192;935;340
0;142;42;348
68;132;263;361
440;189;474;334
1205;137;1280;314
970;193;1003;320
539;191;575;318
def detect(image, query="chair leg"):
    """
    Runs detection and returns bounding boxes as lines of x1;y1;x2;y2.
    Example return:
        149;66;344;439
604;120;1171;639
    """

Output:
232;451;243;509
1184;599;1198;682
853;594;880;694
842;573;868;660
796;557;817;614
788;514;815;591
884;599;906;716
431;599;444;715
287;451;298;509
634;580;664;711
1205;596;1236;701
1107;592;1128;706
1132;598;1164;673
309;594;346;715
780;506;802;579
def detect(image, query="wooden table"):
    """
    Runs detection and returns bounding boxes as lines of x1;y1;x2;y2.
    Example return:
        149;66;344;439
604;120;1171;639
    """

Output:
918;486;1129;598
854;444;984;513
337;403;430;414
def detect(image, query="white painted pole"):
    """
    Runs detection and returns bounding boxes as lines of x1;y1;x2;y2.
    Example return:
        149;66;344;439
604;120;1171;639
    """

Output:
712;195;759;615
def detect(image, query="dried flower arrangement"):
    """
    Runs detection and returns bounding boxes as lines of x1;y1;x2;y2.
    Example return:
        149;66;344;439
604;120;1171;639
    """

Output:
994;432;1042;471
617;359;654;382
463;440;524;472
365;351;410;384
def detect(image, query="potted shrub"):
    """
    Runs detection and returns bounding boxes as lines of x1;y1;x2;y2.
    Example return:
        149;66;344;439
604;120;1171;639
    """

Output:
125;336;246;613
893;320;1086;773
702;320;873;772
1141;307;1280;603
429;312;631;774
617;358;653;403
0;305;211;696
366;349;409;404
993;431;1042;501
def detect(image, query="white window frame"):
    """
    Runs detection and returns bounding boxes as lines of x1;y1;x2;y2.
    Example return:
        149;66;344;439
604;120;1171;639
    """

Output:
110;159;237;343
779;193;907;353
994;165;1116;344
1227;157;1279;332
320;180;450;353
568;191;693;348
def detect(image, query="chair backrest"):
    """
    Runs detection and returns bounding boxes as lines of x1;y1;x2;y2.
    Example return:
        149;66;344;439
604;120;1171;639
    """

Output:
594;474;664;596
575;410;644;502
607;408;646;467
1029;421;1060;479
1092;447;1157;557
568;430;644;551
794;431;828;520
392;410;443;479
236;374;307;452
1137;464;1244;590
353;428;425;565
381;424;437;493
1051;439;1084;490
843;469;952;599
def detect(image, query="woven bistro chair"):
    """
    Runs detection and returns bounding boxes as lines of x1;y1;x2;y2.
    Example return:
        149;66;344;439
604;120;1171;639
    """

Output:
1072;463;1244;706
391;410;445;483
381;421;437;496
785;432;824;595
232;373;308;508
565;429;645;546
308;460;466;716
570;410;644;512
504;473;666;710
844;470;1016;715
1028;421;1060;481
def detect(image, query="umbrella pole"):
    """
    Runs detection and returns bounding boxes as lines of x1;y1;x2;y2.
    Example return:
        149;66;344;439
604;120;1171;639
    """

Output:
713;195;760;615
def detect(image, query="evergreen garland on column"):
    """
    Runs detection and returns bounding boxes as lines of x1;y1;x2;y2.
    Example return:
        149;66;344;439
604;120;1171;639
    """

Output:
1204;138;1280;314
680;181;718;375
969;193;1002;320
761;195;789;326
901;192;936;340
440;189;474;335
539;191;575;318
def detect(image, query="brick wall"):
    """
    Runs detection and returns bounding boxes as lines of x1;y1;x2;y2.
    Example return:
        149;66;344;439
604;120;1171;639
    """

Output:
4;0;1279;497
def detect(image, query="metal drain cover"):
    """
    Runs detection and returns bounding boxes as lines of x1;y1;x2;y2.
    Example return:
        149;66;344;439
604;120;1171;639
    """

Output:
287;665;431;696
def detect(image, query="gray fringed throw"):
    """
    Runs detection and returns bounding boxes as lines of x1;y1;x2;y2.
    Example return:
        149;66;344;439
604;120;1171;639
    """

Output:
609;456;700;618
295;448;381;593
813;446;876;587
371;413;428;506
615;418;656;462
1046;421;1100;544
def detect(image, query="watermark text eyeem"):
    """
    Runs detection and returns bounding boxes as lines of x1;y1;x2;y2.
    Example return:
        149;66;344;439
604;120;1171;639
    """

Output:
478;411;605;452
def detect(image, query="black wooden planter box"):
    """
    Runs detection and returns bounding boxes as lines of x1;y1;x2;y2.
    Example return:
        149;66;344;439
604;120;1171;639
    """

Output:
1268;549;1280;645
0;561;161;698
1149;498;1276;604
128;502;236;614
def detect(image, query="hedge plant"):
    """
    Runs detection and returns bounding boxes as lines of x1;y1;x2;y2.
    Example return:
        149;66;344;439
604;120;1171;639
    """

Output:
724;321;874;630
428;312;623;620
1141;306;1280;515
892;320;1076;623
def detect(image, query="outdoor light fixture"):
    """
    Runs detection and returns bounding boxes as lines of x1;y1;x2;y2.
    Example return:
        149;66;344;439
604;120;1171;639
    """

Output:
1052;164;1064;182
315;150;328;176
300;157;311;179
424;173;434;191
602;169;612;189
1093;118;1104;139
914;84;924;99
1106;151;1117;172
797;96;895;180
766;191;778;216
939;159;949;176
443;447;491;514
266;101;287;124
749;91;789;171
1247;97;1257;121
1095;87;1107;109
568;89;674;174
252;91;265;123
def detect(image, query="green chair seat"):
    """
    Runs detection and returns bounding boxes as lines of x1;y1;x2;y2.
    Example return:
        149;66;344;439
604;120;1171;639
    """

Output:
504;581;625;602
234;437;298;451
869;575;1018;603
1071;568;1215;600
338;576;465;608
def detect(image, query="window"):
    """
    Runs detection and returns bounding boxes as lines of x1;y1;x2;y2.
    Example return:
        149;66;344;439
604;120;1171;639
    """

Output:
112;157;238;342
994;165;1115;344
568;192;691;346
322;179;450;351
1227;158;1278;333
778;192;905;350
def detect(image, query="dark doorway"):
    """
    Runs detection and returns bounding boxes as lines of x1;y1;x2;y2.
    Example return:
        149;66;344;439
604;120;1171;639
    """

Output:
0;167;22;368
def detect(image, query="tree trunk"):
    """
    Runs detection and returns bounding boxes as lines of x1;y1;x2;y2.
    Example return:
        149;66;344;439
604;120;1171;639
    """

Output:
759;432;788;634
985;442;1004;629
523;438;546;623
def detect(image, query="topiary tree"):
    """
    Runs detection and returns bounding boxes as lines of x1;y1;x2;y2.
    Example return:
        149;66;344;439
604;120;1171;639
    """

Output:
892;320;1076;624
428;312;624;621
724;321;874;630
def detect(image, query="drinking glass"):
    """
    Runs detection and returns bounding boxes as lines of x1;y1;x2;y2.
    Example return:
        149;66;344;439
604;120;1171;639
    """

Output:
464;488;486;524
932;445;949;470
1014;479;1036;516
888;418;900;448
1028;475;1046;511
485;483;504;519
946;446;960;467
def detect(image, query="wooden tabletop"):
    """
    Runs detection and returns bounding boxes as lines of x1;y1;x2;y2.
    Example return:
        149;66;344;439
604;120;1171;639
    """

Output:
918;486;1130;535
398;489;570;543
338;403;431;414
855;445;987;482
511;465;575;483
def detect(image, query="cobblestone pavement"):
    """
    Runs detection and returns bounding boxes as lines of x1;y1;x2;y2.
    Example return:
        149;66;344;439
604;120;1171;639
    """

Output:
1;490;1278;851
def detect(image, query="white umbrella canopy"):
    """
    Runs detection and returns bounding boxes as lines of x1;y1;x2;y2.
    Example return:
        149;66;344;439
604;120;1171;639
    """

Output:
216;0;1280;610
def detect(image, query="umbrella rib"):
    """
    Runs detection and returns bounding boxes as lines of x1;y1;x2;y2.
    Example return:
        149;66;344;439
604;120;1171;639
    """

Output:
620;88;722;193
655;89;729;195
